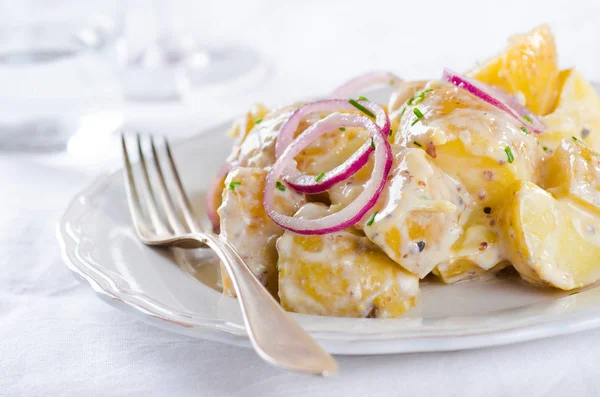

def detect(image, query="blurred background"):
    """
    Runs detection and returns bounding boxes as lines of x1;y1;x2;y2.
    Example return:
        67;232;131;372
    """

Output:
1;0;599;168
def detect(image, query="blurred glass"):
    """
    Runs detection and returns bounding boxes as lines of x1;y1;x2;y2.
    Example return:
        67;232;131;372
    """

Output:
0;1;124;152
123;0;268;101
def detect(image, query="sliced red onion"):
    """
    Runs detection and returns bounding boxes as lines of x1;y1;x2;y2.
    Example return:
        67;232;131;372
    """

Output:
274;99;389;194
275;99;389;157
206;161;237;231
264;113;392;235
442;68;545;134
331;71;403;98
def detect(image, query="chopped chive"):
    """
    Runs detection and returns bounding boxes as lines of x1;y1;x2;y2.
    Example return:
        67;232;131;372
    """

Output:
229;181;242;191
504;146;514;163
348;99;375;118
275;180;286;192
523;115;532;123
389;128;393;136
572;136;579;142
407;97;415;105
413;93;425;105
254;118;263;124
366;211;378;226
400;107;407;117
543;146;548;152
358;95;369;101
339;127;346;132
370;137;375;149
520;126;529;134
411;108;424;126
413;141;422;147
413;96;425;105
315;172;325;182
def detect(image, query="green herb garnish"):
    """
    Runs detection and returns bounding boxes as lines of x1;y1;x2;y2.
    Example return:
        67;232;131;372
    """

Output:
254;118;263;124
315;172;325;182
370;137;375;149
339;127;346;132
358;95;369;101
228;181;242;191
543;146;548;152
348;99;375;118
504;146;514;163
400;107;407;117
366;211;378;226
388;79;395;86
520;126;529;135
411;108;424;126
523;115;532;123
413;141;422;147
573;136;579;142
275;180;286;192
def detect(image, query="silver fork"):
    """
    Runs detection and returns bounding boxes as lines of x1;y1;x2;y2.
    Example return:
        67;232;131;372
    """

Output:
121;133;338;376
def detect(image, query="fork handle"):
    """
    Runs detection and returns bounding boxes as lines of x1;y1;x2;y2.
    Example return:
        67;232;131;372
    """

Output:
180;232;338;376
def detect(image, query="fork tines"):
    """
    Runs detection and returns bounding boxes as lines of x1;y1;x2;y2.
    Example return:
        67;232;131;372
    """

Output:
121;133;201;242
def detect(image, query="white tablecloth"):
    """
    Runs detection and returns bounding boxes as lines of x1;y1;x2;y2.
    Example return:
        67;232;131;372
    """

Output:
3;1;600;395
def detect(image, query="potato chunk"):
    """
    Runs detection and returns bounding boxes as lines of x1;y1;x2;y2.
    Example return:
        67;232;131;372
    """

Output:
498;180;600;290
360;148;472;278
540;68;600;153
218;167;305;296
542;138;600;214
277;204;419;318
392;83;544;281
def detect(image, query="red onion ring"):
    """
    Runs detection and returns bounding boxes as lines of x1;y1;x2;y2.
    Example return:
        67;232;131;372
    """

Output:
206;161;237;231
264;113;392;235
275;99;389;157
331;71;403;98
274;99;389;194
442;68;545;134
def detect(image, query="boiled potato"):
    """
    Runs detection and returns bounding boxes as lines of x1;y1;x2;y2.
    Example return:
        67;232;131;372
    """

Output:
277;203;419;318
434;210;507;283
218;167;305;296
469;24;559;116
542;137;600;214
498;180;600;290
359;147;472;278
541;68;600;154
392;83;543;281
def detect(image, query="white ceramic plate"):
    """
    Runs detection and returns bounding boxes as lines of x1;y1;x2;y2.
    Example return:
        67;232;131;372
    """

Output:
58;88;600;355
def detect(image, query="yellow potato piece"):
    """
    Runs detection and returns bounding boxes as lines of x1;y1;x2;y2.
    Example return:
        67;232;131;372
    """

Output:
469;24;559;115
434;210;507;283
277;204;419;318
541;68;600;153
392;83;543;282
498;180;600;290
360;148;471;278
542;137;600;214
218;167;305;296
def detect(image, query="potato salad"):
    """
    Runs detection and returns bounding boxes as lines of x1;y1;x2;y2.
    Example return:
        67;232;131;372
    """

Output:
206;25;600;318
